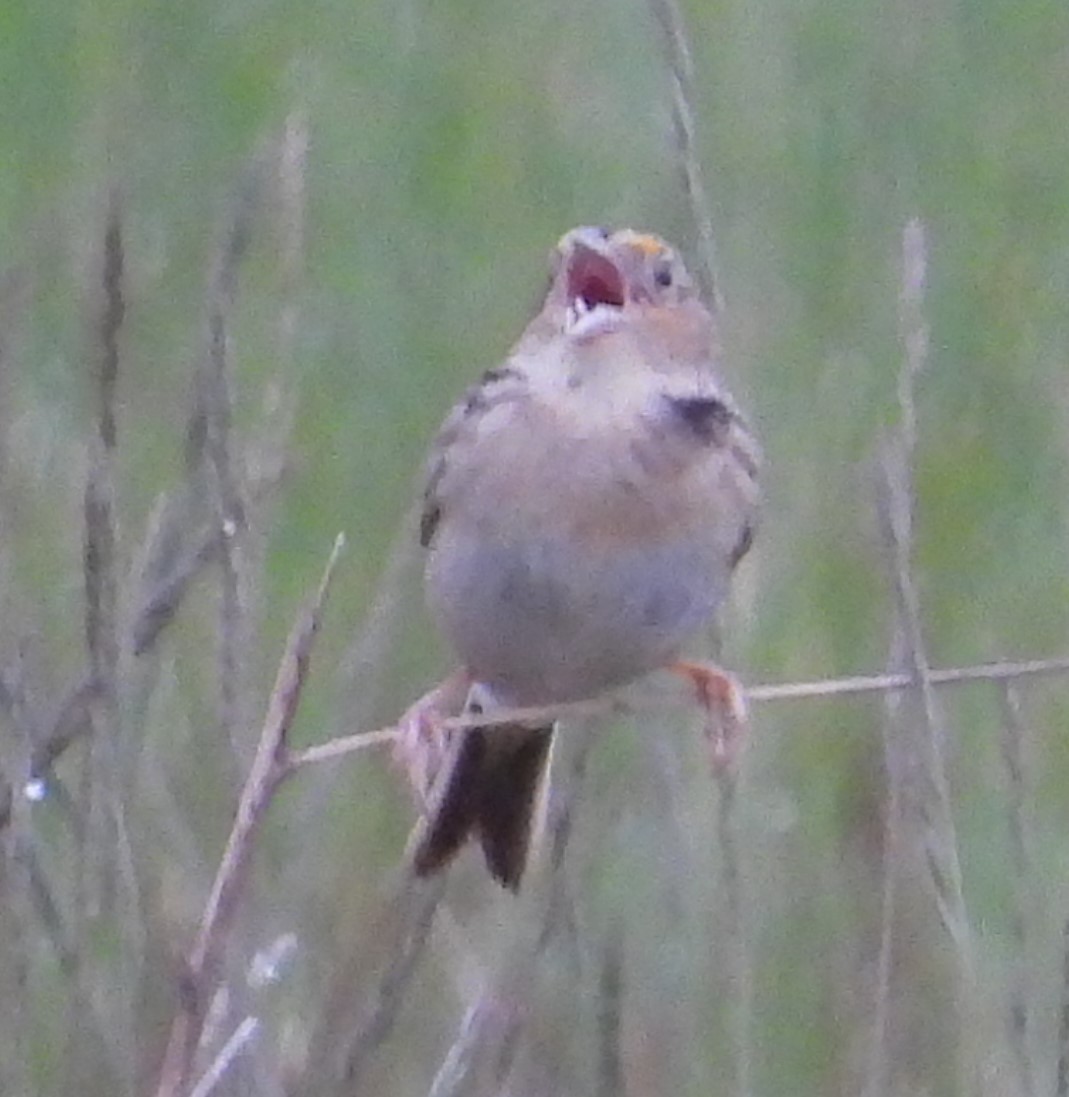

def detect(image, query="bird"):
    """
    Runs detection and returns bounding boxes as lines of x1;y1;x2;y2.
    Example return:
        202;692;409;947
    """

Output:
395;226;760;890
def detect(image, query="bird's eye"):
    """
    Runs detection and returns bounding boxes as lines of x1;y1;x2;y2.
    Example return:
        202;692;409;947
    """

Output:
653;261;673;288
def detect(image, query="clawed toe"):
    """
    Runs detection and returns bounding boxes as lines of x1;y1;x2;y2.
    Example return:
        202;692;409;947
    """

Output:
393;669;471;806
668;660;749;774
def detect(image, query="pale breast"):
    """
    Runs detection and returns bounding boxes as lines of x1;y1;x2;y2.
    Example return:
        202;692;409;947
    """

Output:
424;393;755;704
426;524;731;705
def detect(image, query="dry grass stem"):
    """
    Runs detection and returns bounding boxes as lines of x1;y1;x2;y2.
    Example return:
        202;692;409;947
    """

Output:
195;159;264;751
95;187;123;453
79;198;132;1081
83;454;118;715
886;506;971;957
715;766;752;1097
281;653;1069;777
878;218;974;1092
865;632;908;1097
0;267;29;479
0;501;244;835
596;921;625;1097
0;673;100;830
425;991;530;1097
153;532;344;1097
647;0;724;313
285;726;400;771
131;523;225;656
130;467;283;663
424;1003;487;1097
14;838;74;972
188;1016;261;1097
82;190;124;809
34;674;102;775
274;110;307;365
999;682;1034;1097
879;222;972;970
896;216;927;453
421;734;592;1097
863;220;929;1097
538;728;592;949
311;873;447;1093
1059;917;1069;1097
746;656;1069;700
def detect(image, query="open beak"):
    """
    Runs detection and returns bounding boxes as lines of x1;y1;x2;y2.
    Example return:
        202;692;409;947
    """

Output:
562;239;627;338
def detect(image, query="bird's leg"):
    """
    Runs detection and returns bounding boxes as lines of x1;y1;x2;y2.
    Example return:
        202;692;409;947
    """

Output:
393;669;472;808
667;660;748;773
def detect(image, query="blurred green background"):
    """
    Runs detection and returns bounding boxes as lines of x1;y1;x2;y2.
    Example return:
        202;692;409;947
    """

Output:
1;0;1068;1094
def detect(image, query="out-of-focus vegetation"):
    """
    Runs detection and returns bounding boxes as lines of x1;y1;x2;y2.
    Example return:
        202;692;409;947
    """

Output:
1;0;1068;1094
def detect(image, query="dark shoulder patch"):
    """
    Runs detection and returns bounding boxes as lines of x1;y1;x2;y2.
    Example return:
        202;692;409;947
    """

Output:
666;395;734;445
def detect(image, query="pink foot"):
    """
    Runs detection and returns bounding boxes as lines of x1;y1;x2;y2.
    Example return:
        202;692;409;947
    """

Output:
393;669;471;806
668;660;748;774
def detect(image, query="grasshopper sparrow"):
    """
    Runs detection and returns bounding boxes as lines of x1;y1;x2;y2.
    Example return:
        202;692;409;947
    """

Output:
397;227;760;889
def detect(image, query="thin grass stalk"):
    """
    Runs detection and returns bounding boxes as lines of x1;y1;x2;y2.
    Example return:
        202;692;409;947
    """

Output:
879;218;975;1094
153;534;344;1097
188;1017;261;1097
595;918;625;1097
196;160;262;758
865;630;908;1097
312;874;447;1093
419;729;593;1097
80;191;144;1093
883;218;972;966
81;191;124;919
1058;916;1069;1097
0;660;48;1097
647;0;724;313
714;766;752;1097
424;1003;485;1097
998;682;1033;1097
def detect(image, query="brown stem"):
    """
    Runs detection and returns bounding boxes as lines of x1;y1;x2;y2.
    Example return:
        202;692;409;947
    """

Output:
153;534;344;1097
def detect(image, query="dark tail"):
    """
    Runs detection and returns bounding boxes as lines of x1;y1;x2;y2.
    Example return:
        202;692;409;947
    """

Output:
412;724;553;890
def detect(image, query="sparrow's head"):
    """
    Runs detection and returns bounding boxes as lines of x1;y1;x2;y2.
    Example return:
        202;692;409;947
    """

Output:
609;230;696;307
545;227;697;339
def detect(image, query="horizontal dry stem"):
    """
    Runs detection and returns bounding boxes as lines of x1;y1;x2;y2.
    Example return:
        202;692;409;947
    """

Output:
285;653;1069;772
747;656;1069;702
